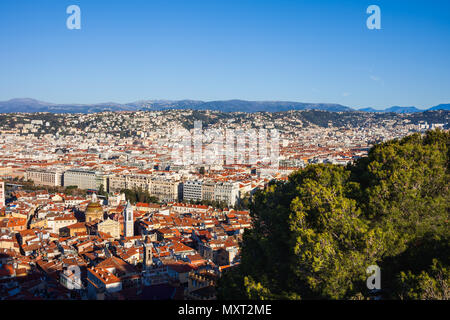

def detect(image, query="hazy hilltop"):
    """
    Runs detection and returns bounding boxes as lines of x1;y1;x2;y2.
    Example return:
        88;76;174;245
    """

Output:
360;106;425;113
0;98;449;114
384;106;423;113
428;104;450;111
0;98;134;113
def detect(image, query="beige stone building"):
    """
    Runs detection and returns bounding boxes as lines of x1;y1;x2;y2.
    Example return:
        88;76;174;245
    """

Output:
97;218;120;239
149;178;181;202
108;175;127;193
25;168;63;187
126;174;151;191
201;180;216;202
108;174;151;193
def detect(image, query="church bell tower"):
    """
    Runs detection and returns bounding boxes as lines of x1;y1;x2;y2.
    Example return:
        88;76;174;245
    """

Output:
144;242;153;268
124;201;134;237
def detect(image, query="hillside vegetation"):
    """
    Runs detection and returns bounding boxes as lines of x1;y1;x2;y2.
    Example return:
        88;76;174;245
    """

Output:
218;129;449;300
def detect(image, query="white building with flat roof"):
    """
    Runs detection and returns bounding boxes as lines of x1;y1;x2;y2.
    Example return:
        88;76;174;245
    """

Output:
63;169;107;191
183;180;203;202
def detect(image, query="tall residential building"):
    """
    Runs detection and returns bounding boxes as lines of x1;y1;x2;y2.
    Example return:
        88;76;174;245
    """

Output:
183;180;203;202
124;201;134;238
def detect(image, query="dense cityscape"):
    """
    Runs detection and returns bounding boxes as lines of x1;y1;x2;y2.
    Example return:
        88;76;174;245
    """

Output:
1;1;449;317
0;109;447;300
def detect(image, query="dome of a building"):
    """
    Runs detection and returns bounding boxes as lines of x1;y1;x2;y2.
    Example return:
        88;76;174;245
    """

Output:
85;201;104;222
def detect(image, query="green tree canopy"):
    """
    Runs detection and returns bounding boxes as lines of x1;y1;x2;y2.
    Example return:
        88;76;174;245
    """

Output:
217;129;449;300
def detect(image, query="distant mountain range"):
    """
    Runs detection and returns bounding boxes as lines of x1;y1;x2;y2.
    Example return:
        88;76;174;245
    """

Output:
359;105;450;113
130;99;353;113
0;98;448;114
359;106;423;113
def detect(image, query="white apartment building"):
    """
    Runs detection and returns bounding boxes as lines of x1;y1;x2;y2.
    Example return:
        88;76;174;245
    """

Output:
214;182;240;207
183;180;203;202
63;169;108;191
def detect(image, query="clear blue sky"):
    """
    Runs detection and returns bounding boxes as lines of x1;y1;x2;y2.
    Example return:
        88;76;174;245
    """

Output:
0;0;449;109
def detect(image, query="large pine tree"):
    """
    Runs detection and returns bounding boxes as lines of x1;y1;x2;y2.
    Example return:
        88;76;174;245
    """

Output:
217;129;449;300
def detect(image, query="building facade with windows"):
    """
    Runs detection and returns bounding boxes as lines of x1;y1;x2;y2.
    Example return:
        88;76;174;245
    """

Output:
63;169;107;191
25;168;63;187
149;178;181;203
214;182;240;207
183;180;203;202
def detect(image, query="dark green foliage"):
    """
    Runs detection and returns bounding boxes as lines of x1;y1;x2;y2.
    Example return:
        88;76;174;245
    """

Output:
217;129;449;300
98;184;108;198
184;199;229;210
120;187;160;205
